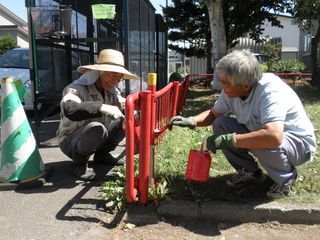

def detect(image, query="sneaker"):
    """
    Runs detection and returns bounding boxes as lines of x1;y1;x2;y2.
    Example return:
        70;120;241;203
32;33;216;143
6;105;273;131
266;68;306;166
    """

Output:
79;166;96;181
226;169;266;187
72;165;96;181
266;183;296;199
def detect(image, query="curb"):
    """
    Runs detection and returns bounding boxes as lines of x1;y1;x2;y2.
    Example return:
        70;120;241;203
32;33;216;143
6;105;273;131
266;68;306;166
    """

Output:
157;200;320;224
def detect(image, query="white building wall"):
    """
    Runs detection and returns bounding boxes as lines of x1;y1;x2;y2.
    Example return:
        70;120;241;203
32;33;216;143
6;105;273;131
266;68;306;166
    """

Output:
262;15;300;59
17;36;28;48
0;15;14;25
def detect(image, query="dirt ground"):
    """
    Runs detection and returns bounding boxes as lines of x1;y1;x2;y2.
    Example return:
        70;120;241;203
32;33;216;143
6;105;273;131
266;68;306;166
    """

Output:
81;216;320;240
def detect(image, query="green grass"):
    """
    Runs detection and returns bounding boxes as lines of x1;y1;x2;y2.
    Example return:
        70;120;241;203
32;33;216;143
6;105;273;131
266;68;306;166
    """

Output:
154;85;320;204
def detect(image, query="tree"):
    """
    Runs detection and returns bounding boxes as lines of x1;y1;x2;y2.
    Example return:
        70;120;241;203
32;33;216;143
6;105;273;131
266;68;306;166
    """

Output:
0;35;17;55
205;0;226;67
289;0;320;86
163;0;291;77
205;0;291;61
163;0;213;74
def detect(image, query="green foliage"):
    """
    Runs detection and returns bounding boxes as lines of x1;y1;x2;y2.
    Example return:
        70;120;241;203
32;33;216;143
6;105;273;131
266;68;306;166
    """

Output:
101;163;170;210
224;0;290;45
163;0;211;58
262;42;281;71
260;64;269;72
148;180;170;200
164;0;291;51
169;72;183;82
0;35;17;55
289;0;320;32
270;59;306;72
262;42;306;73
101;167;127;211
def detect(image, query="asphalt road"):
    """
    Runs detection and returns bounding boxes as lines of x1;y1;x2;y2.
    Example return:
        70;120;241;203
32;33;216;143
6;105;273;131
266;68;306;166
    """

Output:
0;114;119;239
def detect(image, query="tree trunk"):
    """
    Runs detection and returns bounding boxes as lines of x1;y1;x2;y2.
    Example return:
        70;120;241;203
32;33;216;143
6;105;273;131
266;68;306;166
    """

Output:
206;34;213;74
205;0;227;90
310;20;320;87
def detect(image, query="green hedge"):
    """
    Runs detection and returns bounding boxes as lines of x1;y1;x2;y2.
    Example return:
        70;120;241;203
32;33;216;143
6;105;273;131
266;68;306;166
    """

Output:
266;59;306;73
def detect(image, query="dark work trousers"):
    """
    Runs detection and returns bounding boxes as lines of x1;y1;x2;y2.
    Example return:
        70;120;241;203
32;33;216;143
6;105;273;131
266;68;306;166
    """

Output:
59;119;125;164
213;116;310;186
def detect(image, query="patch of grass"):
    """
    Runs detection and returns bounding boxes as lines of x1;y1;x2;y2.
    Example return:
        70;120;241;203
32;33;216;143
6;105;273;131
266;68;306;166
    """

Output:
154;85;320;204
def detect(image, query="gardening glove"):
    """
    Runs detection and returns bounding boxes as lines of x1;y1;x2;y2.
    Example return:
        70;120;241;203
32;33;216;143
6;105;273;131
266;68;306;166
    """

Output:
203;133;236;154
117;95;126;111
100;104;124;120
168;116;197;130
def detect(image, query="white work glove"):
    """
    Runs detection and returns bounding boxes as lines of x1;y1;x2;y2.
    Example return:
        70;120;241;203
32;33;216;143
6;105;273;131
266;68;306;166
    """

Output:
100;104;124;120
117;95;126;110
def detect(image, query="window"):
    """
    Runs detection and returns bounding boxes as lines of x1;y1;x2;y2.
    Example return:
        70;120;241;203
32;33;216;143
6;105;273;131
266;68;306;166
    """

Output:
304;34;311;53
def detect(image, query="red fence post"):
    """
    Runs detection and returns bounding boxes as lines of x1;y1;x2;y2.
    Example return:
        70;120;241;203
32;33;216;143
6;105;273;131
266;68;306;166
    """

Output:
125;94;139;202
139;90;152;204
148;73;157;187
172;81;180;117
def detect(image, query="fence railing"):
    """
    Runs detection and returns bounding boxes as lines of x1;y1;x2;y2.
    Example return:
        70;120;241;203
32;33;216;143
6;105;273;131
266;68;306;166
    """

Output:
125;73;210;204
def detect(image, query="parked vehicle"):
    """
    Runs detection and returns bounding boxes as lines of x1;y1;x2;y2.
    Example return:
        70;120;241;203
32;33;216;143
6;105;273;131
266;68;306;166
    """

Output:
0;47;80;111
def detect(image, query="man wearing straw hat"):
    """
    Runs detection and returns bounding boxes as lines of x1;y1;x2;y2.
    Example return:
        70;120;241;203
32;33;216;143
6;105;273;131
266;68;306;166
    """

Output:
57;49;139;181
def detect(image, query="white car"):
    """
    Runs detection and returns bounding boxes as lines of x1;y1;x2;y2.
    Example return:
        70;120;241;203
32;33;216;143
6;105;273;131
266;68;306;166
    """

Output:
0;48;34;110
0;47;80;111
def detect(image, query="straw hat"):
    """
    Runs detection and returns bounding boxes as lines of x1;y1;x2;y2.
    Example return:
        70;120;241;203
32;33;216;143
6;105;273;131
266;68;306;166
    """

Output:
77;49;139;80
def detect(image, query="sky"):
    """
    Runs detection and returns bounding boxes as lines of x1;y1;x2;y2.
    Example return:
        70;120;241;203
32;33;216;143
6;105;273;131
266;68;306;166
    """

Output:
0;0;171;22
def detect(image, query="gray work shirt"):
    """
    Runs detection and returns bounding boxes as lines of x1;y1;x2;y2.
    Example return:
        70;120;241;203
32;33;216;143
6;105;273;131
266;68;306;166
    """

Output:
56;83;121;144
213;73;317;154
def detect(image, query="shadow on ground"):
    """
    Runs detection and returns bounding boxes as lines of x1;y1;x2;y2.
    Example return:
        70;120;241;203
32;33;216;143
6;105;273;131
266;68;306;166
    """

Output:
166;174;274;204
10;159;120;227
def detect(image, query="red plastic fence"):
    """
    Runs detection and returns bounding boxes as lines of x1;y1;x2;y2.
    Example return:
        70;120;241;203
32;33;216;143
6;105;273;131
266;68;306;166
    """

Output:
125;74;212;204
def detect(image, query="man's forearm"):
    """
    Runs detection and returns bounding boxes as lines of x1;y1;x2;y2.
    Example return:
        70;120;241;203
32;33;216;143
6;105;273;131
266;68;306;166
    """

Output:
193;109;216;127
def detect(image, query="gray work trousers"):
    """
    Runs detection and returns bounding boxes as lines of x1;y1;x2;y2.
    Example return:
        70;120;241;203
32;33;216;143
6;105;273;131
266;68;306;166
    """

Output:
59;119;125;163
214;116;311;185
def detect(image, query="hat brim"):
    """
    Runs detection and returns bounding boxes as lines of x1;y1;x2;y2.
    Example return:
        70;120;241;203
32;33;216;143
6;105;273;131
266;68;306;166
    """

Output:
77;64;139;80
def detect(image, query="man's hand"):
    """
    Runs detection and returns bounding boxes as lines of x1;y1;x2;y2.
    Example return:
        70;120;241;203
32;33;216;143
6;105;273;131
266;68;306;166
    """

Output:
100;104;124;120
203;133;236;154
168;116;196;130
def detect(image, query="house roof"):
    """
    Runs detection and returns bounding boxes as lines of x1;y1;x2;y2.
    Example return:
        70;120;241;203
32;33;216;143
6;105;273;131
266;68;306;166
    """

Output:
0;4;28;35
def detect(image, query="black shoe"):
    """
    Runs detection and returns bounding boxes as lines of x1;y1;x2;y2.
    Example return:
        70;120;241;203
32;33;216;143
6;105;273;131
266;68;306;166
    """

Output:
93;152;125;166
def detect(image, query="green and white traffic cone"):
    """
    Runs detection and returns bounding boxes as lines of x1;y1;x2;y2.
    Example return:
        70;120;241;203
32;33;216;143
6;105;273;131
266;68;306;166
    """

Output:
0;77;45;184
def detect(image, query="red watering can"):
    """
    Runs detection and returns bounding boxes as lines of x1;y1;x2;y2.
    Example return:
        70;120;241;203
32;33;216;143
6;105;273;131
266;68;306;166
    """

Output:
186;149;212;182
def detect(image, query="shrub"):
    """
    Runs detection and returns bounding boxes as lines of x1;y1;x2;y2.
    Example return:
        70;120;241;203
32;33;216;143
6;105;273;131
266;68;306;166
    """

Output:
0;35;17;55
270;59;306;73
169;72;183;82
260;64;269;72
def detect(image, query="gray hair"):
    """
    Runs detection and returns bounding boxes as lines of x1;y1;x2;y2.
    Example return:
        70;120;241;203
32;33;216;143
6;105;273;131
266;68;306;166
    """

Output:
215;50;262;87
